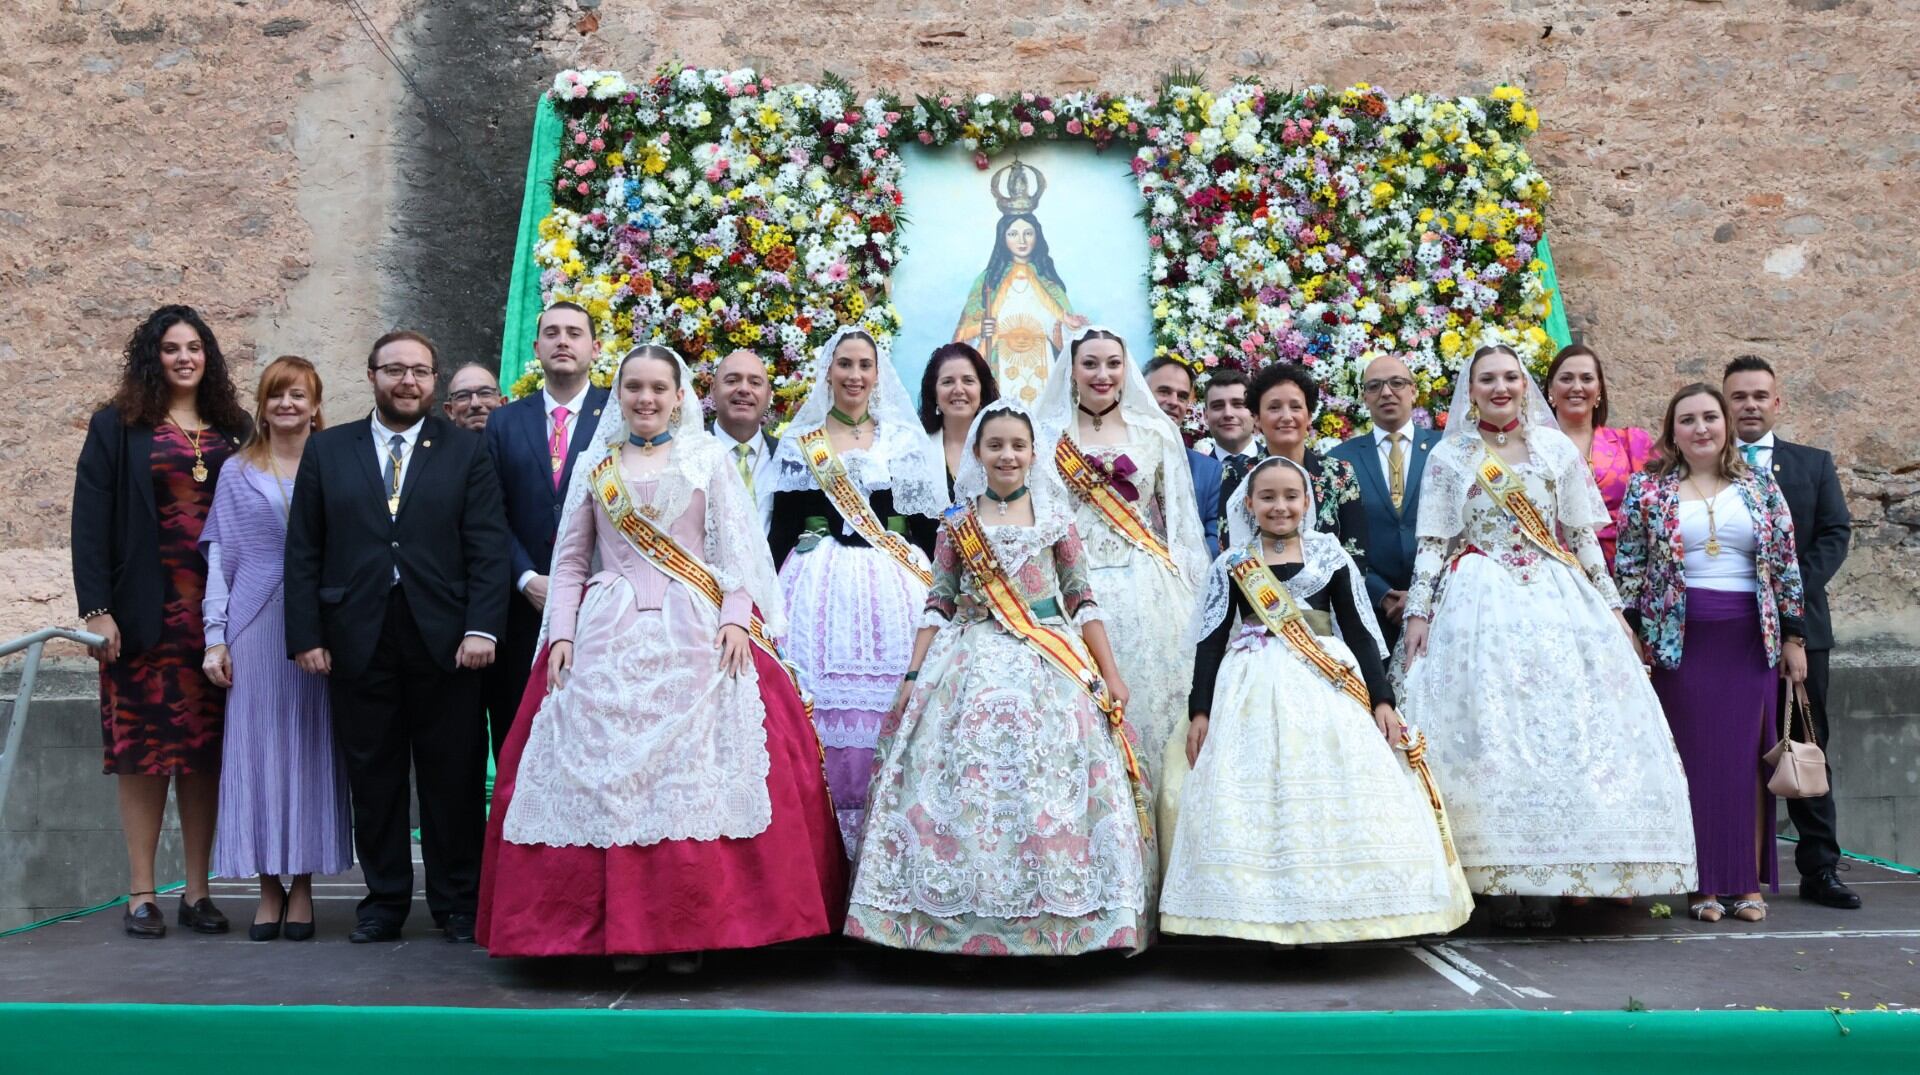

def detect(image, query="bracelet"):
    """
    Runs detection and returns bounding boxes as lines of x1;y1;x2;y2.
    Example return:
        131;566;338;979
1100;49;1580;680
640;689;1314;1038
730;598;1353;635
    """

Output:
82;608;110;621
903;670;919;681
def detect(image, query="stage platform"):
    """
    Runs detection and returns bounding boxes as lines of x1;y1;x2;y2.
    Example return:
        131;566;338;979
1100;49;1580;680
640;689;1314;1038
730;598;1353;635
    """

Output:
2;843;1916;1073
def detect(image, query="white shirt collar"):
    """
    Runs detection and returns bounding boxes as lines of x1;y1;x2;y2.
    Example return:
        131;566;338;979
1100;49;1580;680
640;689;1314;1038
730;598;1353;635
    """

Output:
371;412;425;449
1740;431;1777;451
542;385;590;420
712;424;766;454
1371;423;1412;448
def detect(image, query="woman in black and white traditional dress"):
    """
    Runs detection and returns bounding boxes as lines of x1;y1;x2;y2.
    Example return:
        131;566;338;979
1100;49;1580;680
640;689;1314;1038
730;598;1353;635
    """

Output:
1163;456;1471;943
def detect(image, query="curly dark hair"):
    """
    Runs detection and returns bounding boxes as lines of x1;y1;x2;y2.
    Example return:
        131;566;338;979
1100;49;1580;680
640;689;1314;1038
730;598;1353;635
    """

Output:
1248;360;1319;415
918;342;999;433
108;305;250;433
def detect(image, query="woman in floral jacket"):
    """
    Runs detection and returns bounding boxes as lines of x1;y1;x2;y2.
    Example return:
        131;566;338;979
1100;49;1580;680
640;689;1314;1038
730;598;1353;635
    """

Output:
1616;383;1806;925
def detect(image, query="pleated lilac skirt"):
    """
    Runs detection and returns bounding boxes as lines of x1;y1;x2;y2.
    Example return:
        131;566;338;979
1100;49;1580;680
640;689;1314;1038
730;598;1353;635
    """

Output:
210;594;353;878
1652;586;1778;896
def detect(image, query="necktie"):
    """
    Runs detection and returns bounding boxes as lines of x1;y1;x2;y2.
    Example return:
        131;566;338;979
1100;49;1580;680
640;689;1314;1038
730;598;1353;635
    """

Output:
734;441;755;496
549;405;571;490
1388;432;1406;510
1741;443;1761;467
383;434;405;516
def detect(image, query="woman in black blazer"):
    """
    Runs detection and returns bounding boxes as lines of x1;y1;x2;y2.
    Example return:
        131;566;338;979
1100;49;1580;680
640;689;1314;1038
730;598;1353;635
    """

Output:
71;305;251;938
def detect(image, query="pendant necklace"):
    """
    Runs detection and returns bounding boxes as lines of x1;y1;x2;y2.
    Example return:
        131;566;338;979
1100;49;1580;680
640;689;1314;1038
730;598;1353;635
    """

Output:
171;414;210;482
1477;417;1521;447
1688;475;1725;557
983;483;1028;519
1263;532;1292;561
828;407;873;445
620;438;673;519
1078;400;1121;432
629;429;673;455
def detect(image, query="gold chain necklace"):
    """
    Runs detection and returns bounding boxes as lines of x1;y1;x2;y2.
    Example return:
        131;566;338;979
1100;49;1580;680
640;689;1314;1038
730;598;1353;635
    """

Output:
170;414;209;483
1686;474;1725;557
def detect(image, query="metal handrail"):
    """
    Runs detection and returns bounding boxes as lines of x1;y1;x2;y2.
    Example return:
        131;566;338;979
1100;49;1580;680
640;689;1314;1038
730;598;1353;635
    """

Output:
0;626;105;818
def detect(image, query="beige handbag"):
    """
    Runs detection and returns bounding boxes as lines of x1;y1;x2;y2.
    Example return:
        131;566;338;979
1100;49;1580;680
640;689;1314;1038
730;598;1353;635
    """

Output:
1763;683;1828;799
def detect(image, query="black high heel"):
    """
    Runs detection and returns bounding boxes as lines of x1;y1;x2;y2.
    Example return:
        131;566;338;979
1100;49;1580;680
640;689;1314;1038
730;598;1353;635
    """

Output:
283;880;315;941
249;903;286;942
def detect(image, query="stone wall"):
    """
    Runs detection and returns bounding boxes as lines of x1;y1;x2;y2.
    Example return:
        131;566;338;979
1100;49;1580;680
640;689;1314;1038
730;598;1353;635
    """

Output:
3;0;1917;651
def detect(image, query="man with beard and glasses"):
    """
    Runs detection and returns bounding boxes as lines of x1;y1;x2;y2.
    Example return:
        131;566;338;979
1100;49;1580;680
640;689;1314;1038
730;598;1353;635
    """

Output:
707;348;779;529
285;329;510;945
482;302;610;758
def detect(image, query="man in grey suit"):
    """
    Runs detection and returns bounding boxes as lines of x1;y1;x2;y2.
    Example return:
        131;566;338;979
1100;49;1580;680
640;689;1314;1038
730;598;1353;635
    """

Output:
1327;354;1437;649
1725;355;1859;910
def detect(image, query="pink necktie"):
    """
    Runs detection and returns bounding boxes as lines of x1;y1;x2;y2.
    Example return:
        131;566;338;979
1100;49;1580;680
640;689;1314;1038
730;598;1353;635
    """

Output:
549;405;571;490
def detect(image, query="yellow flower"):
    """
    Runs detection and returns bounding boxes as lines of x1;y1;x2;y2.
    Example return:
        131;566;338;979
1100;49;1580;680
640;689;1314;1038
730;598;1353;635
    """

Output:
1439;330;1463;357
605;152;624;168
1370;181;1395;204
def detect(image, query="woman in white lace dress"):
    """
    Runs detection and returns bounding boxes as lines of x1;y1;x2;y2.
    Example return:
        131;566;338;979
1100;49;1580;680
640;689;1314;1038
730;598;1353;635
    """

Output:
846;400;1153;956
1400;345;1696;927
478;345;845;970
763;329;949;851
1032;328;1208;783
1162;457;1471;944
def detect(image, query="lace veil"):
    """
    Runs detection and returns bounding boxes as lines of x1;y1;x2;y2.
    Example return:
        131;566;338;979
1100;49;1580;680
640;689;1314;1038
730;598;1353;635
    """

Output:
1031;325;1209;584
538;344;789;649
759;327;949;521
1187;455;1387;660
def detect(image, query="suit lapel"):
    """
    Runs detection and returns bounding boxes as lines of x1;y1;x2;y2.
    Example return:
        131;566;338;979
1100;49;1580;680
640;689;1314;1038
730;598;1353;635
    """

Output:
353;418;389;515
560;389;606;493
1350;435;1391;516
395;416;444;516
128;424;158;522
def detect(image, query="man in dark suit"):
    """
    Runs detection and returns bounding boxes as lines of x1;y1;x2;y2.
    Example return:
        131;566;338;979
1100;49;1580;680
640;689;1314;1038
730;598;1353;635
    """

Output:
1328;354;1437;649
285;330;510;944
1725;355;1859;909
708;347;779;530
481;302;609;757
1145;356;1225;550
1196;368;1262;547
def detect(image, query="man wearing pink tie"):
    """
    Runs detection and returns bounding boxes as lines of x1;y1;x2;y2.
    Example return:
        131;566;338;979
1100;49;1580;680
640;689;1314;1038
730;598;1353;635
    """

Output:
480;303;611;757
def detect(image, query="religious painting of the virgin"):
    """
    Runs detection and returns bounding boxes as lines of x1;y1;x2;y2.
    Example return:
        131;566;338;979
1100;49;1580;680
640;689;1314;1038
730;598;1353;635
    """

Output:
891;143;1154;404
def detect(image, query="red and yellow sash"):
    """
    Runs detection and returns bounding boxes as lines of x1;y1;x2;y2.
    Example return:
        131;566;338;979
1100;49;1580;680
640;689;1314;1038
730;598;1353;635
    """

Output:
1053;437;1183;580
796;427;934;586
592;451;811;720
1226;544;1456;863
1226;547;1371;711
943;505;1155;844
1473;449;1580;569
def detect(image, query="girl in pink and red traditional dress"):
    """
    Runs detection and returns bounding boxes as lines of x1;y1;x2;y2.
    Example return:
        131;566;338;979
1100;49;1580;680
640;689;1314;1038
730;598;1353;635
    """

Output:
478;345;845;974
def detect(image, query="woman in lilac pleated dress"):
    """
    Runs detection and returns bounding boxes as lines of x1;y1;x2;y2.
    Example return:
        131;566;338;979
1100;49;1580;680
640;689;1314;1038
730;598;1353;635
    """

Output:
201;357;352;941
1616;384;1807;924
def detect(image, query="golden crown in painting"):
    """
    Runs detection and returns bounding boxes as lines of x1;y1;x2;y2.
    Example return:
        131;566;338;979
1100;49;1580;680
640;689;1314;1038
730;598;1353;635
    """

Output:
990;158;1047;215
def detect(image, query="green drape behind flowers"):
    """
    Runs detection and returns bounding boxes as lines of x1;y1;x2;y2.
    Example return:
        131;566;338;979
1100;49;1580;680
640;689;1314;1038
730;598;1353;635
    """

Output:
497;95;1576;396
500;95;563;392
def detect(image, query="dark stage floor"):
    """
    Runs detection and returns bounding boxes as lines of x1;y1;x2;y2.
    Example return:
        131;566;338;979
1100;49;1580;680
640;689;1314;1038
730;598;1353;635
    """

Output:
4;843;1915;1014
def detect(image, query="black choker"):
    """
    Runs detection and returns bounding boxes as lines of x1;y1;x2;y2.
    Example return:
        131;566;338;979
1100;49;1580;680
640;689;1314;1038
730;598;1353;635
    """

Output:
1078;400;1121;431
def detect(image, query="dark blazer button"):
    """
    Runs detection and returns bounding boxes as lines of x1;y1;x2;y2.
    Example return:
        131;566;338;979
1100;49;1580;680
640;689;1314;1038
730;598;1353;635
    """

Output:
391;541;400;550
553;503;562;514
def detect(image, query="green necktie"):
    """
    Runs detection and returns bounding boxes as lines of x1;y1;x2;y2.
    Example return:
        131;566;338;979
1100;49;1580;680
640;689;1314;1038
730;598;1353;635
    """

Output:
1741;443;1760;467
734;441;755;496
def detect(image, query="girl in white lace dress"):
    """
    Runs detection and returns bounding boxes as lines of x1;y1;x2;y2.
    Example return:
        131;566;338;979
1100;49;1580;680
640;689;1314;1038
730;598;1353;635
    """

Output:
1400;345;1696;926
762;330;949;851
1162;457;1472;944
1031;328;1208;782
846;401;1153;956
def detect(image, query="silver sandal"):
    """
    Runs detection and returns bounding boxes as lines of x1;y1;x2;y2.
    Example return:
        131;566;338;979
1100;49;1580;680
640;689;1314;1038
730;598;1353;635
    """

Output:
1730;899;1768;922
1689;899;1726;921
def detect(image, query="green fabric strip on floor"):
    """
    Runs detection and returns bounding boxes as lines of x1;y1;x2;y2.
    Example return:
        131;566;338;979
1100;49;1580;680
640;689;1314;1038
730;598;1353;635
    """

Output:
0;1005;1914;1073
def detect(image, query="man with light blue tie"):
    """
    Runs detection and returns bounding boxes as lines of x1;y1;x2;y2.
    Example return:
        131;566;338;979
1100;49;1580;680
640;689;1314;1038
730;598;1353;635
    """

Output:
481;302;610;757
1328;353;1436;649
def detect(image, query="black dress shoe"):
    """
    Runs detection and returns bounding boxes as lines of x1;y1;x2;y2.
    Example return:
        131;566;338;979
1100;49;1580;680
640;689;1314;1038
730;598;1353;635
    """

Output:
348;919;403;944
178;896;230;935
283;918;316;942
1800;866;1862;909
123;894;165;939
442;914;476;944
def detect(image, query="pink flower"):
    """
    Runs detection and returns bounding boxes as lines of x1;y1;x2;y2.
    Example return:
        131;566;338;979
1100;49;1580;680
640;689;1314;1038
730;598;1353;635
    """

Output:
576;181;590;195
574;131;588;145
1021;92;1036;103
1147;126;1162;140
1184;131;1199;146
1019;121;1035;137
833;122;851;136
574;159;595;176
1066;119;1083;134
918;130;934;144
827;261;849;282
885;110;900;123
1041;109;1056;123
704;163;725;182
570;85;587;99
1148;235;1162;248
973;151;990;170
555;179;569;193
1127;121;1138;134
939;95;954;107
874;124;890;138
589;138;605;152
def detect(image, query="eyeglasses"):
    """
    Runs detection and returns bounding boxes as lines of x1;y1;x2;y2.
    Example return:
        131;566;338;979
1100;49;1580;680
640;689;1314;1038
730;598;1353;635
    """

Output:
1362;376;1414;395
447;388;500;405
375;364;438;383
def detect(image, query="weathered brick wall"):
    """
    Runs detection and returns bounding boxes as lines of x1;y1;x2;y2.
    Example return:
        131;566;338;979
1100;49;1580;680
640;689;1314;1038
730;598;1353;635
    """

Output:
3;0;1916;650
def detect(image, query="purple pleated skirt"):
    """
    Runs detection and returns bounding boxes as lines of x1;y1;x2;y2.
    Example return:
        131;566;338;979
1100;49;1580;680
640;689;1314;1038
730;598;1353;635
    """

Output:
1652;586;1778;896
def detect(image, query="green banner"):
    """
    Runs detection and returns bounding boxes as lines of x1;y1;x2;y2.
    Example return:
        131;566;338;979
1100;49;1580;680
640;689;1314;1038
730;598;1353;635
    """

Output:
1537;233;1573;350
500;95;563;391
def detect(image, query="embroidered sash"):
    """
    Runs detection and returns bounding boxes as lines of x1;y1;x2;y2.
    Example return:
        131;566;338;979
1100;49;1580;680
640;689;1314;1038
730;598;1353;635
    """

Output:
1396;727;1459;865
796;427;934;586
1473;450;1580;569
942;505;1155;844
1226;545;1372;711
1053;438;1183;580
592;451;812;720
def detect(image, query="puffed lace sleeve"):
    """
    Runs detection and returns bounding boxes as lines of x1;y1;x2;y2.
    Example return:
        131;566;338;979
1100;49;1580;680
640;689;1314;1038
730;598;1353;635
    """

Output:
921;521;961;628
